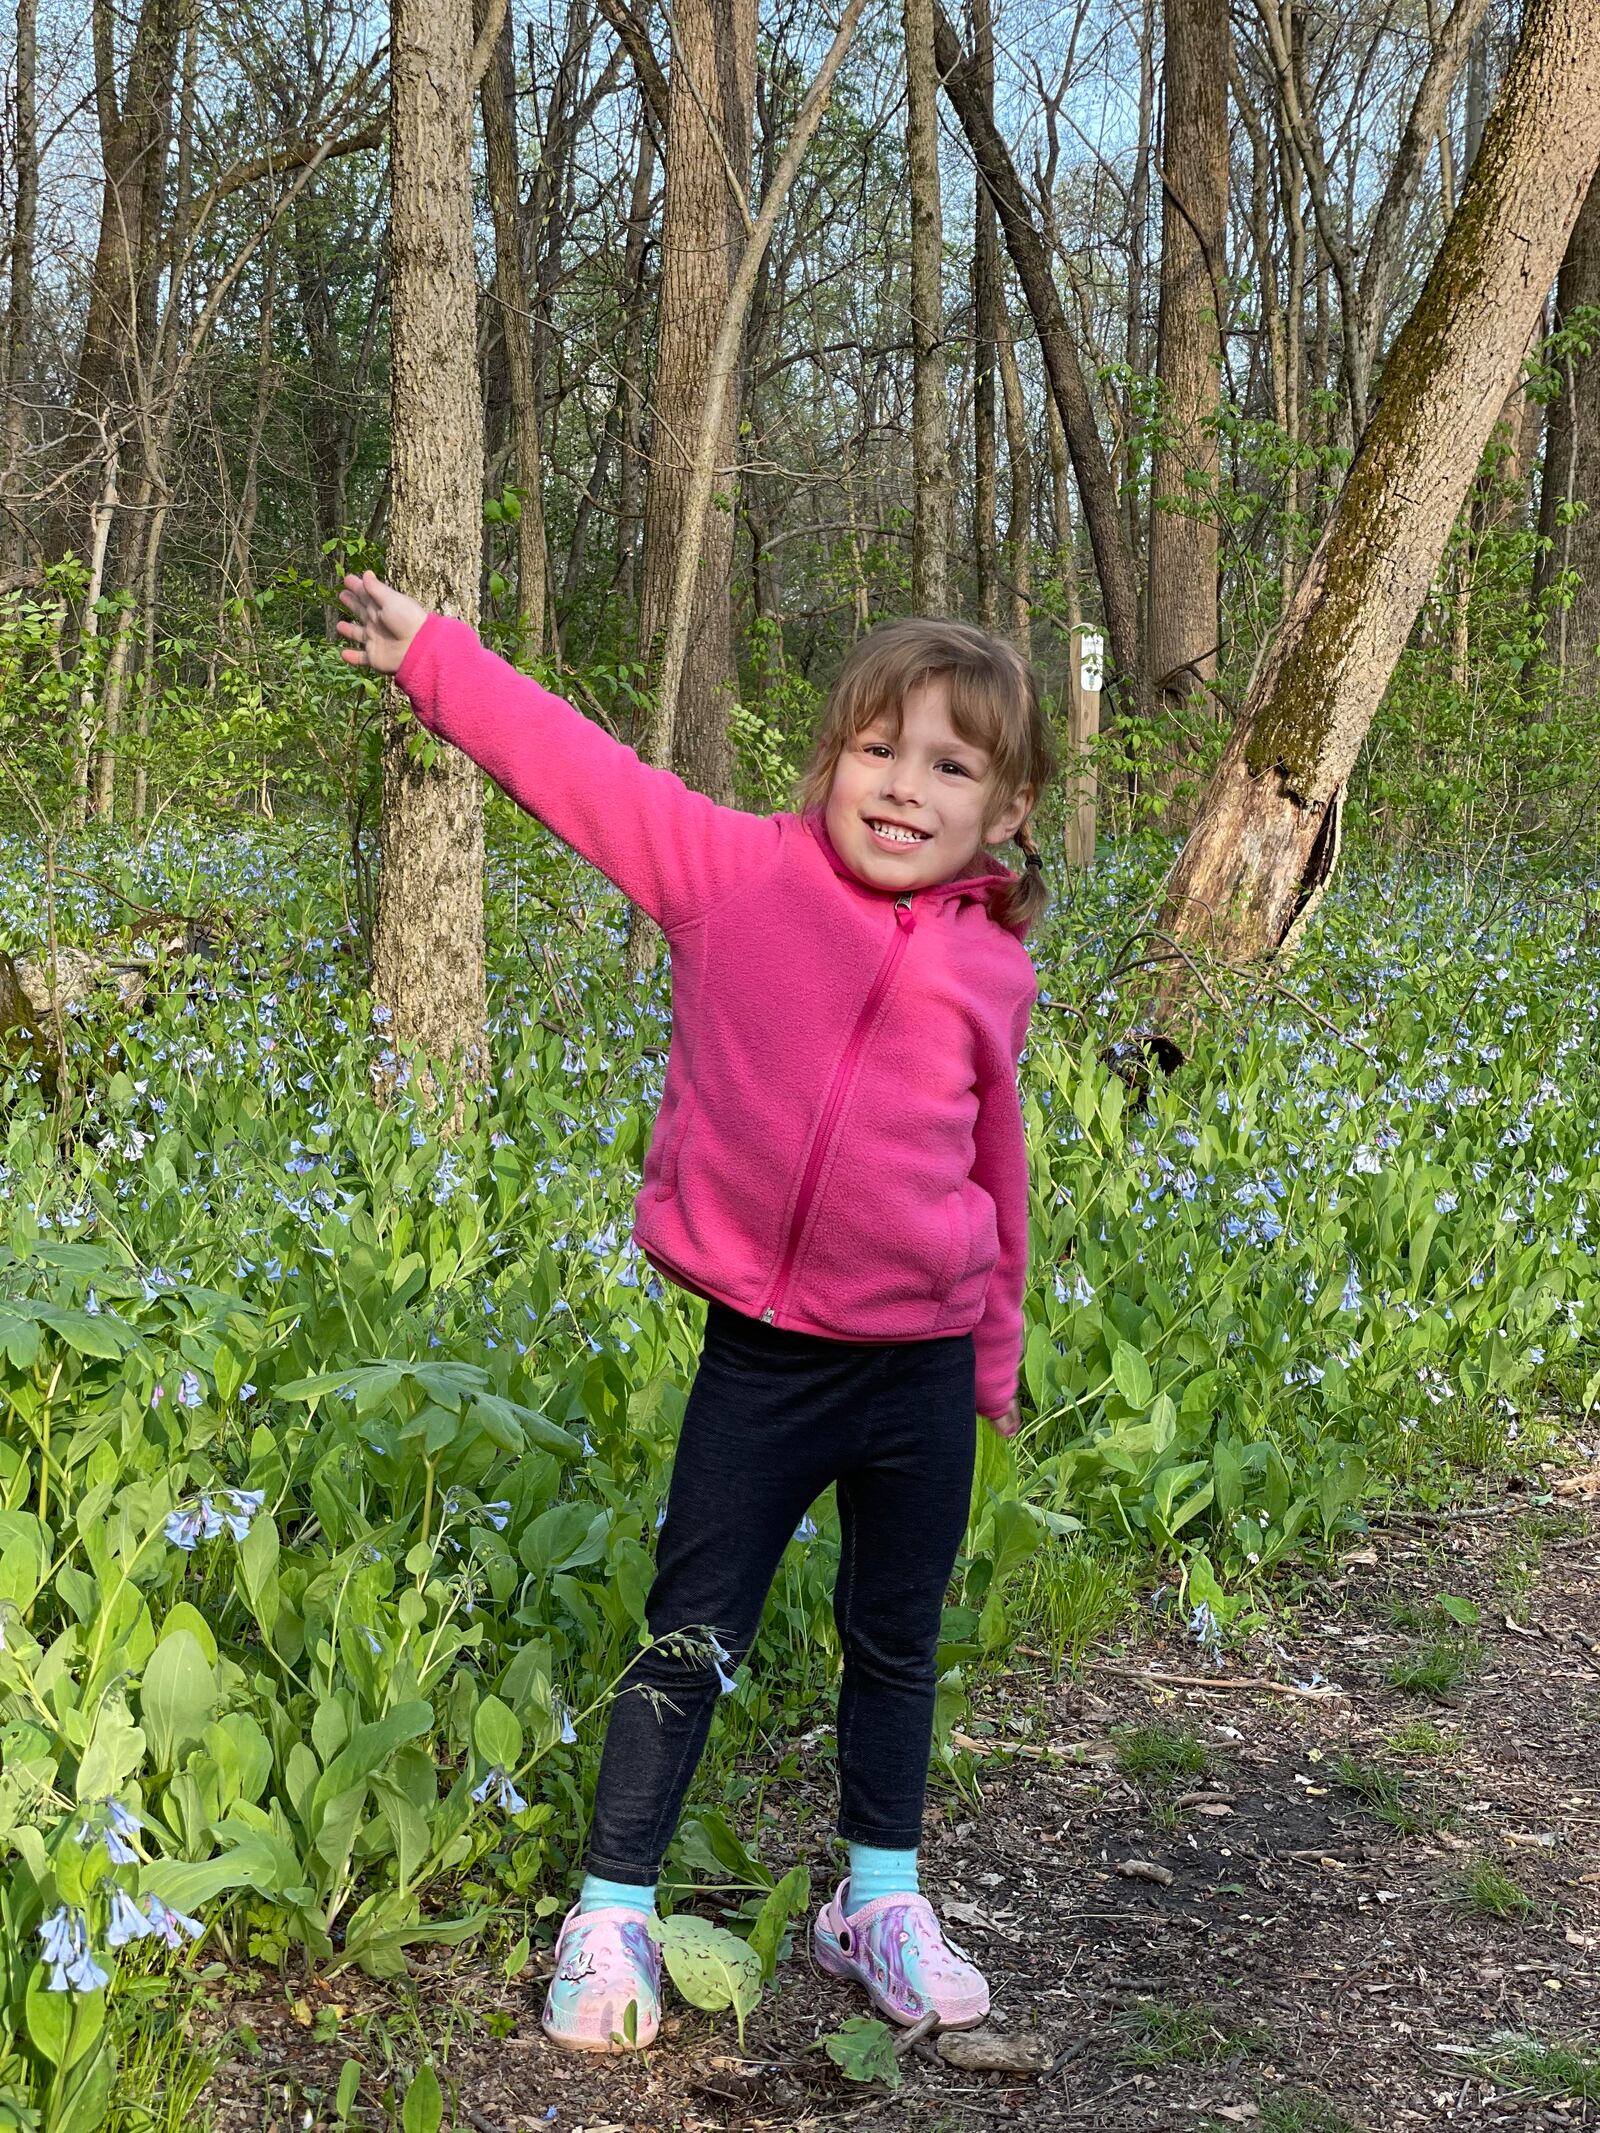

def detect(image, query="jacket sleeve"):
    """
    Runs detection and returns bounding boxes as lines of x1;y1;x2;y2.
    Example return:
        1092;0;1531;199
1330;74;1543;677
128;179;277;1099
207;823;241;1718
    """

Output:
394;613;780;932
969;985;1036;1419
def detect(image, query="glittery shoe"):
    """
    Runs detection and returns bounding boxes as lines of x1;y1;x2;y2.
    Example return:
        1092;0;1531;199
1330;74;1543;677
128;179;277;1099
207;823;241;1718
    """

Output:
540;1903;662;2052
812;1879;989;2028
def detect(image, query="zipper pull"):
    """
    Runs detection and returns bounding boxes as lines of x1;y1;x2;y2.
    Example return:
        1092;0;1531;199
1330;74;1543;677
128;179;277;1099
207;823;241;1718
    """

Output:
895;893;915;932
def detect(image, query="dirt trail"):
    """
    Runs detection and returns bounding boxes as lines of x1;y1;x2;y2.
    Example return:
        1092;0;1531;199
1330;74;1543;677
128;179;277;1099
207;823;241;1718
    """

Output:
214;1475;1600;2132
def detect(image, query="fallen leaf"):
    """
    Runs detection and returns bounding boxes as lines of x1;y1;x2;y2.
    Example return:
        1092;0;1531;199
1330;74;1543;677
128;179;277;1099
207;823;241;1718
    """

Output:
1340;1547;1378;1568
1213;2106;1260;2123
1564;1927;1596;1950
936;2029;1056;2074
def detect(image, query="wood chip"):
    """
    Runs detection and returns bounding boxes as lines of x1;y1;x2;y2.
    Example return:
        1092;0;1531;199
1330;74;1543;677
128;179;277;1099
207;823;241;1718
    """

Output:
936;2028;1057;2074
1115;1858;1176;1888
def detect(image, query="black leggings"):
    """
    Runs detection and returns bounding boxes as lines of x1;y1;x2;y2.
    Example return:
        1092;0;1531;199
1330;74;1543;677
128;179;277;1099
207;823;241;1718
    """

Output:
584;1300;977;1883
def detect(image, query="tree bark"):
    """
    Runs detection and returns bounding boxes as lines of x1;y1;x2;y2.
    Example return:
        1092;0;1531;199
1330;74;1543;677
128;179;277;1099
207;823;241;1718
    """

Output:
1148;0;1229;714
373;0;488;1082
995;296;1032;649
480;0;548;658
72;0;182;462
905;0;952;612
1155;0;1600;1011
933;0;1146;711
611;112;658;620
1534;175;1600;686
2;0;38;586
636;0;756;805
624;0;868;975
970;0;999;630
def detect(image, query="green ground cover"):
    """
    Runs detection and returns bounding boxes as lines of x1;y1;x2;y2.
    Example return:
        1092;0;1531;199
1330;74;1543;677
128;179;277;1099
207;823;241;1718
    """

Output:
0;813;1596;2127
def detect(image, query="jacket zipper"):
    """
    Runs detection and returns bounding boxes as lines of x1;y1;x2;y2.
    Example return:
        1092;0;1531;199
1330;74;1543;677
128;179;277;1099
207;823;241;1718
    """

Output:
759;892;916;1325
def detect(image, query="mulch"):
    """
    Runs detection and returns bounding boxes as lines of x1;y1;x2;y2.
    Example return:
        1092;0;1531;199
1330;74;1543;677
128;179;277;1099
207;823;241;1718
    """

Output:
203;1462;1600;2133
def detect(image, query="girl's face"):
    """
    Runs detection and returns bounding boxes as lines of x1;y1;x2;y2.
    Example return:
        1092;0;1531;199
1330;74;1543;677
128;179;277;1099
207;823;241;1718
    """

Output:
824;674;1031;893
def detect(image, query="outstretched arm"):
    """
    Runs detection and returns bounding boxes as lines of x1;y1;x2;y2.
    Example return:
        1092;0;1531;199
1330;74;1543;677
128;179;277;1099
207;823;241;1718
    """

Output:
337;573;780;932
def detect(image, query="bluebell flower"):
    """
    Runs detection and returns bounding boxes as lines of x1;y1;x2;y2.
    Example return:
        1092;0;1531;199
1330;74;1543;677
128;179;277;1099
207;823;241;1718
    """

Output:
84;1287;100;1315
38;1905;109;1994
105;1887;149;1948
177;1371;203;1409
471;1766;529;1813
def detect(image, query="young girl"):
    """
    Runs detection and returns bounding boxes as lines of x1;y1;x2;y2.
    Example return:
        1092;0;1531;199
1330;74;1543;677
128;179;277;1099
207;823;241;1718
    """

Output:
337;573;1054;2053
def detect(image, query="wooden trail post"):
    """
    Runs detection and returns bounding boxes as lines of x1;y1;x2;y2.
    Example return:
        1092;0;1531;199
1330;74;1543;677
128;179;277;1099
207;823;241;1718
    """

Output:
1064;629;1102;869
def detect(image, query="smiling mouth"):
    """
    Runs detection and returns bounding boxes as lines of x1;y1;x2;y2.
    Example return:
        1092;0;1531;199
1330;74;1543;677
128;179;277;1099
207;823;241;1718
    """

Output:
865;818;931;846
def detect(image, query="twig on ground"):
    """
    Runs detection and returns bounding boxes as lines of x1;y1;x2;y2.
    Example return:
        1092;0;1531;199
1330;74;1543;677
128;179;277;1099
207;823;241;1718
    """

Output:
1093;1661;1347;1700
893;2009;941;2057
950;1729;1114;1763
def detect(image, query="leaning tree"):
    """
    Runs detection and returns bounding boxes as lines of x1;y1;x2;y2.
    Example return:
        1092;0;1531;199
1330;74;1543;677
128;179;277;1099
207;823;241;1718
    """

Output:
1153;0;1600;1022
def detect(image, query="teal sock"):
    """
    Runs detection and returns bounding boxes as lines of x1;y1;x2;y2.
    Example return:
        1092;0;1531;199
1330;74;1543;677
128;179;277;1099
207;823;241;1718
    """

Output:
845;1844;919;1915
579;1872;657;1916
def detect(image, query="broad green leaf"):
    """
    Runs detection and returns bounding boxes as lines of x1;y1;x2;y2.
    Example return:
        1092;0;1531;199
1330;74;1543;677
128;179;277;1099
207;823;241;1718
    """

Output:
139;1630;217;1770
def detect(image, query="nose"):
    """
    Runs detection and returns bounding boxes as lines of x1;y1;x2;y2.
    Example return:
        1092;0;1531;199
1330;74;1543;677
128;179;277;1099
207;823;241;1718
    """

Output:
883;761;924;807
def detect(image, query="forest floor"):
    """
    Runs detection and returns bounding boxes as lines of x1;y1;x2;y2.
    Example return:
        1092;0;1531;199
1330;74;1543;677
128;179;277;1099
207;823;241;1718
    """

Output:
206;1450;1600;2133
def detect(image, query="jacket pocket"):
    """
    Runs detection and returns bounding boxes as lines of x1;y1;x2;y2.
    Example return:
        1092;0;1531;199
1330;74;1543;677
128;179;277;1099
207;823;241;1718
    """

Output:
940;1182;998;1316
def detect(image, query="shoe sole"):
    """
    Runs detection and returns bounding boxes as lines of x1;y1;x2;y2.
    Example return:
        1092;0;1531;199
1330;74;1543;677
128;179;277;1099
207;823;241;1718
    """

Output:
812;1918;988;2029
540;1997;659;2053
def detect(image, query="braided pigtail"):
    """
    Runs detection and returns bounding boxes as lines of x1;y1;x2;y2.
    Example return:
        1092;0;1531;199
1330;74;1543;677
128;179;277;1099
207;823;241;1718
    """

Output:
995;817;1050;933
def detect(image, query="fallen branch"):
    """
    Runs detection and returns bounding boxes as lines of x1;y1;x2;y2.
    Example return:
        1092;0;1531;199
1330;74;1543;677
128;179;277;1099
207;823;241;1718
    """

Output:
950;1729;1115;1763
1094;1662;1347;1701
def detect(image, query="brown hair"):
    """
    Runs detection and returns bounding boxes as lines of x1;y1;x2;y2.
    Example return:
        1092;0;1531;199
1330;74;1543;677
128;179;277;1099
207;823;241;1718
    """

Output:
794;617;1057;931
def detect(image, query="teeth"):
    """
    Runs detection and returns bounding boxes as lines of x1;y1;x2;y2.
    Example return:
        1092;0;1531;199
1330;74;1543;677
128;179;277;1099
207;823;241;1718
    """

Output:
870;821;927;843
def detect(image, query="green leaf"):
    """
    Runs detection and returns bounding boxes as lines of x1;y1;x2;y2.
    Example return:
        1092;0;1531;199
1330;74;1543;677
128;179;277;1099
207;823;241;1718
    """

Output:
401;2063;442;2133
139;1629;217;1770
818;2013;901;2088
1437;1593;1481;1627
647;1914;762;2045
334;2060;362;2124
1110;1340;1152;1411
310;1700;433;1827
472;1695;522;1773
53;2036;116;2133
748;1863;810;1981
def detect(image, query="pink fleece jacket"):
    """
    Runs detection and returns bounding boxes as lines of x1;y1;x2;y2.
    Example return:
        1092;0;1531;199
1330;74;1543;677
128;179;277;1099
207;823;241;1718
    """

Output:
396;615;1038;1416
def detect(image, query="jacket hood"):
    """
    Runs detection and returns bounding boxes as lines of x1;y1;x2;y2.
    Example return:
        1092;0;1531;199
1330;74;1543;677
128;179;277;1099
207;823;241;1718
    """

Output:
802;809;1030;937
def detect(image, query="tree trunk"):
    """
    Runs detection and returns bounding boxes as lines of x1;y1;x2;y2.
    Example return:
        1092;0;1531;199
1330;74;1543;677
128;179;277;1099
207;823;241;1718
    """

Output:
933;1;1146;711
373;0;488;1083
995;296;1032;649
1155;0;1600;1012
2;0;38;586
72;0;182;492
905;0;951;612
636;0;756;804
1148;0;1229;715
970;0;999;630
480;0;548;658
1534;175;1600;686
611;112;658;621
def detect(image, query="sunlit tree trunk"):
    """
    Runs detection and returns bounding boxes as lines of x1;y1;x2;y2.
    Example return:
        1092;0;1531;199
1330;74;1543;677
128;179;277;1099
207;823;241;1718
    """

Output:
1155;0;1600;1017
373;0;488;1084
637;0;756;803
970;0;999;630
2;0;38;586
905;0;951;612
1534;176;1600;687
1148;0;1229;721
480;0;548;658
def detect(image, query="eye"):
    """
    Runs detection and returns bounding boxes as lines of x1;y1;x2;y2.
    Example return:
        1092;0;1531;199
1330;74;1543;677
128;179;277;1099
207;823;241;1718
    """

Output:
939;760;972;777
862;742;892;758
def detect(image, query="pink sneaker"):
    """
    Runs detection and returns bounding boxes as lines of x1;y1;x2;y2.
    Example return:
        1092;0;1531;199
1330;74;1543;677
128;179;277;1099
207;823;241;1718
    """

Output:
813;1879;989;2028
540;1903;662;2052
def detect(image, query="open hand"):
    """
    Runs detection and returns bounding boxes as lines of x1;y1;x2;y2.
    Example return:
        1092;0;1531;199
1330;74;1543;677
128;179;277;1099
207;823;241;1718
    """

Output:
336;570;430;675
984;1397;1023;1438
